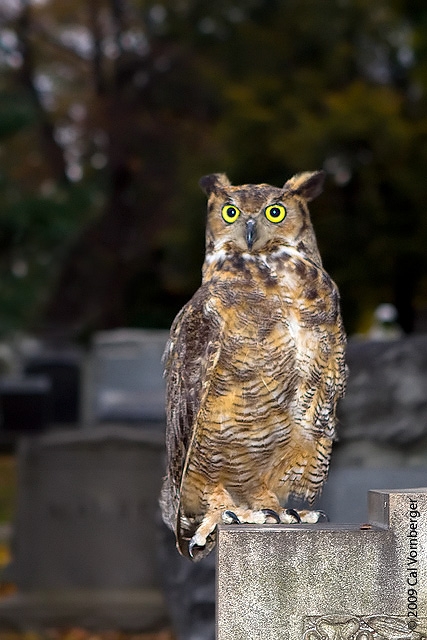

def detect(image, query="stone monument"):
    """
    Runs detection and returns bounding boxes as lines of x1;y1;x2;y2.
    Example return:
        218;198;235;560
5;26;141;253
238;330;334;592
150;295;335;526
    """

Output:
84;328;168;424
24;347;82;424
0;426;167;630
217;488;427;640
0;375;52;435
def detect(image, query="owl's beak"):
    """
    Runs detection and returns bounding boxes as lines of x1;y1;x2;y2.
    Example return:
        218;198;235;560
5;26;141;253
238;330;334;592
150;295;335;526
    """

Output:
245;219;257;250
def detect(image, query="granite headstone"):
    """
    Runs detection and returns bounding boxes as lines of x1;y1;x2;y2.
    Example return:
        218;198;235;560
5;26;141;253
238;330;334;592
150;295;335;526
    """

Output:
85;329;168;424
24;348;82;424
13;426;164;590
0;376;52;435
1;426;167;629
217;488;427;640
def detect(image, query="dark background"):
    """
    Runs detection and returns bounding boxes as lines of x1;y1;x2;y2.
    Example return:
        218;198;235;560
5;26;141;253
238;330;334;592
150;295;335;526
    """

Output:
1;0;427;341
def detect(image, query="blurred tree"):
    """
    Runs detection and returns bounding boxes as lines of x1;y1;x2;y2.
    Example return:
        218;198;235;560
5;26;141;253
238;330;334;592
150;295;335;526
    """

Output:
0;0;426;338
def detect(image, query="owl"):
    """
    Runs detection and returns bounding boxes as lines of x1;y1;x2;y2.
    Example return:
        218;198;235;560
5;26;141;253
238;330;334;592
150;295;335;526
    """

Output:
160;170;347;561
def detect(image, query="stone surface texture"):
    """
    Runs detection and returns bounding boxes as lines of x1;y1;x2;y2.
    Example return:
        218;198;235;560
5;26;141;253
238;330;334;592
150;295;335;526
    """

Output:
217;489;427;640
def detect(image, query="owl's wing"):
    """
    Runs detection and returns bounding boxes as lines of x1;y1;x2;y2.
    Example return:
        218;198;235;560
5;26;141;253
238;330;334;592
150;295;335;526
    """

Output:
160;285;222;535
320;309;347;433
298;317;347;440
271;265;346;506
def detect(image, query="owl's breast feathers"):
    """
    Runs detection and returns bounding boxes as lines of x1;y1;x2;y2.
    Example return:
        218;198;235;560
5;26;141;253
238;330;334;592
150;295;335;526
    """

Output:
203;245;341;329
161;246;347;539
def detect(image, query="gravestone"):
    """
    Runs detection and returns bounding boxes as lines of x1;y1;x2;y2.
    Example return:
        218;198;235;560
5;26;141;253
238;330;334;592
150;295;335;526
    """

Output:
217;488;427;640
157;337;427;640
0;426;167;630
14;426;164;589
24;348;82;424
0;376;52;435
85;329;168;424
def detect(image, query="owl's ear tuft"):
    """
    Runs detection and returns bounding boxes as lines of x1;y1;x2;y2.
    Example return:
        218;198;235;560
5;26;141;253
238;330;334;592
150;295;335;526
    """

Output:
199;173;231;196
284;170;326;202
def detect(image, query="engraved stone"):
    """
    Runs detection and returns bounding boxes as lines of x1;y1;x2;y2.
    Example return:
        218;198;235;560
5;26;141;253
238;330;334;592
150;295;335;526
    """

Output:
217;489;427;640
13;426;165;590
0;427;167;629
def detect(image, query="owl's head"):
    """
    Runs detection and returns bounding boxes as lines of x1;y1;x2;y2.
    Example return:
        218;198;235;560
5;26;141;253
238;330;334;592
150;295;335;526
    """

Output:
199;171;325;263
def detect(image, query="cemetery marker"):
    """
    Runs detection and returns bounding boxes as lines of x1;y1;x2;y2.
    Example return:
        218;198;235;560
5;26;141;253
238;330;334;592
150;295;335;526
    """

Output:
217;488;427;640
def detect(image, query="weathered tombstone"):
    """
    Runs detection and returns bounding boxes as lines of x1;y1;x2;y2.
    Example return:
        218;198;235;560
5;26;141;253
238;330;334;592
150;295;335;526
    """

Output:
85;329;168;425
217;488;427;640
0;426;167;629
24;348;82;424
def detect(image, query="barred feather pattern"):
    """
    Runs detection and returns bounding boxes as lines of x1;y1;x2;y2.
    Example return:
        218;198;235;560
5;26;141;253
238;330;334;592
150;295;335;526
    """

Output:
160;171;347;560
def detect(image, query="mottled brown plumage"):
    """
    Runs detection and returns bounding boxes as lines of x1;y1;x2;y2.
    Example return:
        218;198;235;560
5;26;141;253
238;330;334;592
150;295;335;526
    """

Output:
160;171;347;561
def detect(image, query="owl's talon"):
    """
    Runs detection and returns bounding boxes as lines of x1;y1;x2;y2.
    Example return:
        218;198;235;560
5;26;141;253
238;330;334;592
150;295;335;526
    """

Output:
316;510;329;522
188;537;204;558
261;508;281;523
285;508;301;523
223;510;241;524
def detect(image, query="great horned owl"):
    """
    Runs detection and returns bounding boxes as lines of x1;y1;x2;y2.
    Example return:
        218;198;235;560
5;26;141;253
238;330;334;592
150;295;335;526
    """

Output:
160;171;347;561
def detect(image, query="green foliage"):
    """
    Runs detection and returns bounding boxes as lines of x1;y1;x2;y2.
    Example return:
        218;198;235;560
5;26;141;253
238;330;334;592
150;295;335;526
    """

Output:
1;0;427;336
0;181;97;335
0;92;35;140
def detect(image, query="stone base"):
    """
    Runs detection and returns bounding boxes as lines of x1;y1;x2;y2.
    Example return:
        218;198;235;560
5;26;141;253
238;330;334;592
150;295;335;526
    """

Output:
217;489;427;640
0;588;168;631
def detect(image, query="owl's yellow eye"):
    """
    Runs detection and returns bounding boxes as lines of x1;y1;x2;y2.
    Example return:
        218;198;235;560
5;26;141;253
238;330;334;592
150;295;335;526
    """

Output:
265;204;286;224
221;204;241;224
